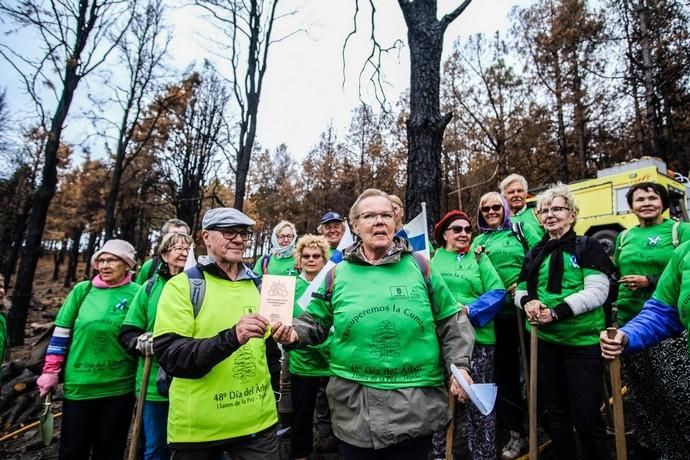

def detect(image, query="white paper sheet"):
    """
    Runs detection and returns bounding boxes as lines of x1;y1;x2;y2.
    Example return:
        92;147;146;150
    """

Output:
450;364;498;416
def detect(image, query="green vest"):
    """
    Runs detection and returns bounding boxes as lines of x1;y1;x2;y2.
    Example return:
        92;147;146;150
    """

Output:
289;276;331;377
56;281;139;400
305;255;459;389
519;252;604;346
122;275;167;402
614;220;690;325
431;248;503;345
153;272;277;443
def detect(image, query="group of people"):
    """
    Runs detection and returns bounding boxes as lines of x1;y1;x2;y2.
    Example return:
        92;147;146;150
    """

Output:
26;173;690;460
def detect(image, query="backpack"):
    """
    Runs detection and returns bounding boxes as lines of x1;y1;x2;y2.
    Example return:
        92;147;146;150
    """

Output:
511;222;530;254
318;252;438;315
261;254;271;275
156;265;263;396
574;236;620;327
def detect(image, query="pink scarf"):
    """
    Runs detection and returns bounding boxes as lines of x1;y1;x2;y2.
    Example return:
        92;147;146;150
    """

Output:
92;273;132;288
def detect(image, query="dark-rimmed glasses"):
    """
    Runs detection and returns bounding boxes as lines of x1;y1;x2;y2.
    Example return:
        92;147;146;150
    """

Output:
480;204;503;213
447;225;472;234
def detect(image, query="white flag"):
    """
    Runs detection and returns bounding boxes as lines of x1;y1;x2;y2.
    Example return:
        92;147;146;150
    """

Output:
396;202;431;260
184;243;197;270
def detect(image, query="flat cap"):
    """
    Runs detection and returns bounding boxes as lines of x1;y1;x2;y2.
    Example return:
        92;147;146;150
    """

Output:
320;211;344;225
202;208;255;230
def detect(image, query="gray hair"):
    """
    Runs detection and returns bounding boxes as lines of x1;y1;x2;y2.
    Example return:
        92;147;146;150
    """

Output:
161;218;190;235
348;188;393;222
536;183;579;224
499;174;528;195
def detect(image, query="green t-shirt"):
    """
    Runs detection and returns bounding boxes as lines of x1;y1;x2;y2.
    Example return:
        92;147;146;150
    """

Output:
122;275;167;402
153;271;277;443
56;281;139;400
136;258;157;285
512;206;546;239
253;255;298;276
517;252;605;346
304;255;460;389
289;276;331;377
651;241;690;335
431;248;504;345
614;220;690;325
471;225;541;315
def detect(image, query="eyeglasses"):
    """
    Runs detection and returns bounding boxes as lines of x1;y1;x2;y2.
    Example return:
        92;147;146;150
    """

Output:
170;245;190;253
95;257;121;266
447;225;472;234
277;234;294;241
537;206;570;215
301;253;322;260
211;229;253;241
356;211;395;223
480;204;503;213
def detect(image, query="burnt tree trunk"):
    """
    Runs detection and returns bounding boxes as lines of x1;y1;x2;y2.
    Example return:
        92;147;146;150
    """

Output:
398;1;470;229
637;1;662;156
64;227;83;287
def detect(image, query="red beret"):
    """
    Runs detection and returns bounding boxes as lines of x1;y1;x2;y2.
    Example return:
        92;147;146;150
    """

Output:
433;210;471;245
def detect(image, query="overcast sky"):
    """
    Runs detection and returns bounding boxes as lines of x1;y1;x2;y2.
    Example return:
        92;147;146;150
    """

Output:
1;0;532;163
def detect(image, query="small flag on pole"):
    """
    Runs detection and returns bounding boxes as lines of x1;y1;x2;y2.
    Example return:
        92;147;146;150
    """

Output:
396;202;431;260
297;224;354;310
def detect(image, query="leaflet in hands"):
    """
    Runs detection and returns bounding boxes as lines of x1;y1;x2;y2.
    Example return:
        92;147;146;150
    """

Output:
259;275;296;326
450;363;498;416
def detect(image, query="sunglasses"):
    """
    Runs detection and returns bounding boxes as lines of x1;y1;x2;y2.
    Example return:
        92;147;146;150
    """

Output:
480;204;503;213
447;225;472;234
301;253;322;260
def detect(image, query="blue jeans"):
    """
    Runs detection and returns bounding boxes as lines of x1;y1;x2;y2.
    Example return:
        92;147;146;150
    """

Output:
141;400;170;460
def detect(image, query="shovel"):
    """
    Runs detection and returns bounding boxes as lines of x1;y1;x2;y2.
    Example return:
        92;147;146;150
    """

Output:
39;393;54;446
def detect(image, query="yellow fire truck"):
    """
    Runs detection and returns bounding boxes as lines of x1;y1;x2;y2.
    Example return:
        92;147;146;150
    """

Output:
530;157;690;254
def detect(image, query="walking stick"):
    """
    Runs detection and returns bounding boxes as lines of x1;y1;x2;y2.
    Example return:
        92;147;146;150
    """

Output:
529;325;538;460
128;355;153;460
607;325;627;460
516;308;530;393
445;392;456;460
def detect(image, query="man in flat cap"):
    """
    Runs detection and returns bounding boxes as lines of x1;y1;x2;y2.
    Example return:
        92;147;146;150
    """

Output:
318;211;345;255
153;207;279;459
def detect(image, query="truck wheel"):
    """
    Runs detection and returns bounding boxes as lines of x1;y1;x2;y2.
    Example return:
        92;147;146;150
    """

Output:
592;229;618;256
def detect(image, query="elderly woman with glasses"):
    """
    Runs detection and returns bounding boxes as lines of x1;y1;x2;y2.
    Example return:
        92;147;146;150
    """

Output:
515;183;613;460
119;232;194;460
254;220;299;276
273;188;475;459
470;191;541;459
431;210;506;460
37;239;141;460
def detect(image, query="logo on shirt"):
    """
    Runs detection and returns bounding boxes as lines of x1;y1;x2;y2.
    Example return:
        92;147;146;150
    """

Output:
647;236;661;247
390;286;409;298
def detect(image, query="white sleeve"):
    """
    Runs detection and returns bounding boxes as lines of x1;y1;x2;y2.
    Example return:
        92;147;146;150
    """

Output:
563;273;609;316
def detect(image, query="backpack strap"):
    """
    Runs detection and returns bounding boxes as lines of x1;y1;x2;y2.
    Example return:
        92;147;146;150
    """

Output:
184;266;206;318
511;222;530;254
261;254;271;274
145;274;157;296
411;252;438;316
312;266;337;302
672;221;680;248
617;228;630;252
